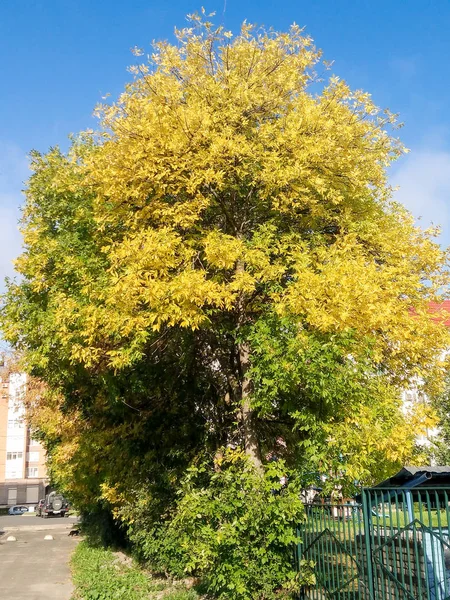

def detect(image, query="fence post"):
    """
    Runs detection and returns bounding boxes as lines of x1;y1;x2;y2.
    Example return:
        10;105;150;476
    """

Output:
296;525;304;600
362;489;375;600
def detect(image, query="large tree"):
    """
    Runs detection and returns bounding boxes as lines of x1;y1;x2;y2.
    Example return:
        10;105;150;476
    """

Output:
1;15;449;594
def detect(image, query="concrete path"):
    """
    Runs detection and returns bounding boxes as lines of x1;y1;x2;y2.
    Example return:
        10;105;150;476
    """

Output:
0;524;78;600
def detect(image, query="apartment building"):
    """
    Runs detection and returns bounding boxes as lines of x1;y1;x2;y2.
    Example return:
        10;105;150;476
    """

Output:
0;367;48;506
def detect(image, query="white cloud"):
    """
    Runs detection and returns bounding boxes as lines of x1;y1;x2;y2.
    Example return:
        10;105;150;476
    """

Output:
0;199;22;284
391;149;450;246
0;142;28;292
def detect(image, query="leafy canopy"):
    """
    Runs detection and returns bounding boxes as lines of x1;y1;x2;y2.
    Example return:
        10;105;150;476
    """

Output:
1;14;450;597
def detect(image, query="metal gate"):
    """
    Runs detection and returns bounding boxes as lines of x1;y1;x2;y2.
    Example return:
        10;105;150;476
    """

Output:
296;487;450;600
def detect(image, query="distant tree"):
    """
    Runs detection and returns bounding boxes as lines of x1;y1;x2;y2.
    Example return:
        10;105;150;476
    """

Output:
429;372;450;464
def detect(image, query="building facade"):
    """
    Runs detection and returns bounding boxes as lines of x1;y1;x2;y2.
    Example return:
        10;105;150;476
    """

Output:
0;368;48;506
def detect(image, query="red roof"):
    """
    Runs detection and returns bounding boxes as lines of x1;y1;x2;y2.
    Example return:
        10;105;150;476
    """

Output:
427;301;450;327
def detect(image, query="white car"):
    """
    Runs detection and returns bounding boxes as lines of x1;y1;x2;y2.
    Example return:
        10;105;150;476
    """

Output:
8;505;29;515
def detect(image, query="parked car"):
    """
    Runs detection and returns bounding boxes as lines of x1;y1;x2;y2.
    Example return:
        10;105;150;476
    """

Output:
37;492;70;518
8;505;29;515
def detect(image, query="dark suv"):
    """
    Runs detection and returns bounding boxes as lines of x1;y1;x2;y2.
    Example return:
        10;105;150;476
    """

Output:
36;492;69;518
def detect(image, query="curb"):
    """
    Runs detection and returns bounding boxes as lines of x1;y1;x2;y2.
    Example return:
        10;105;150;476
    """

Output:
1;523;75;532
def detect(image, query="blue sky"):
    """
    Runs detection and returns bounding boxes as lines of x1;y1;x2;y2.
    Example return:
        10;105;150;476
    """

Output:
1;0;450;292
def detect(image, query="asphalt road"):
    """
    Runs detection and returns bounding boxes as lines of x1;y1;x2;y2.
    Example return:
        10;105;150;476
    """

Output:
0;521;79;600
0;514;79;530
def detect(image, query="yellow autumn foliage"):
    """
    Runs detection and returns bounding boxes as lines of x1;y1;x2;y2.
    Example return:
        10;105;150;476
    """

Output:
2;14;450;495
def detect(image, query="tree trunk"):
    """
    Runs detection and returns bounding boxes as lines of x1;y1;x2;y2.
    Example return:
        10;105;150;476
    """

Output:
238;341;263;471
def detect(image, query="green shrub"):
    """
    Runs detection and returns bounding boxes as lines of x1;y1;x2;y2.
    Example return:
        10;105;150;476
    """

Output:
79;505;128;549
128;449;304;600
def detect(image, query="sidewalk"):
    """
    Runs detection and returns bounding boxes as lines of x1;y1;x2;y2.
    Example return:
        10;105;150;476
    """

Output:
0;527;78;599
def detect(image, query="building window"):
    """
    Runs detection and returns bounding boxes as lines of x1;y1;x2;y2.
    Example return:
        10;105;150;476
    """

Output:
7;487;17;503
8;418;22;428
2;382;9;388
6;452;23;461
5;471;19;479
9;400;22;411
26;467;38;478
27;452;39;462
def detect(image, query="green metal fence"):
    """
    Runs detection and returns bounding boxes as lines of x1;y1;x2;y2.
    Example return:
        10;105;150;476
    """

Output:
296;487;450;600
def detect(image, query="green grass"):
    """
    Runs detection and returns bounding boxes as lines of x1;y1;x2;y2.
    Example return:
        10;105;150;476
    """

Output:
304;508;450;537
71;541;201;600
371;509;449;529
